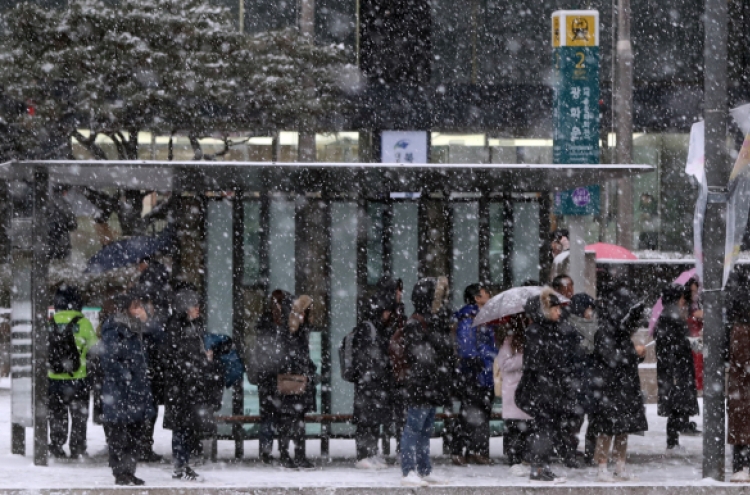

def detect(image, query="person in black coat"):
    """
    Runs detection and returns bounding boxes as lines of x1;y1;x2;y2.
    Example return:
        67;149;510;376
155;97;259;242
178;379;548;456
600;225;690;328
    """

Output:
352;291;397;468
134;292;167;463
162;289;222;481
515;287;576;483
588;286;648;481
253;289;294;465
655;284;699;452
136;257;172;317
97;292;156;486
399;277;453;486
275;294;316;469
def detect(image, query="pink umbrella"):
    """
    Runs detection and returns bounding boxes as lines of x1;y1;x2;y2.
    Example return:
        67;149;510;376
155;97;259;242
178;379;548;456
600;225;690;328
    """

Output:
585;242;638;260
647;268;697;335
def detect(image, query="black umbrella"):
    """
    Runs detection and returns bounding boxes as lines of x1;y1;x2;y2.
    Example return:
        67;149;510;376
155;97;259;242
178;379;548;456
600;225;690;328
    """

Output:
85;224;174;274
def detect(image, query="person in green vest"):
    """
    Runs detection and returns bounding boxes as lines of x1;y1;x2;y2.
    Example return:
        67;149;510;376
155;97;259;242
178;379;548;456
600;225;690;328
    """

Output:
48;284;98;459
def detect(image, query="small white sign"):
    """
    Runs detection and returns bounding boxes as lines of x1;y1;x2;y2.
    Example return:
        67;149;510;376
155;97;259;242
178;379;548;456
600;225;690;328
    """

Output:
381;131;428;164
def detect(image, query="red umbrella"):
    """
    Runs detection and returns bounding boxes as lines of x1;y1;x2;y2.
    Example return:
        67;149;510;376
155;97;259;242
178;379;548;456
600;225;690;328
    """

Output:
554;242;637;263
585;242;638;260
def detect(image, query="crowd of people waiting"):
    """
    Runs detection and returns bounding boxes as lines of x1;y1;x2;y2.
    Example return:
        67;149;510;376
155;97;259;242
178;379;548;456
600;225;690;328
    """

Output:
51;253;750;486
47;257;228;485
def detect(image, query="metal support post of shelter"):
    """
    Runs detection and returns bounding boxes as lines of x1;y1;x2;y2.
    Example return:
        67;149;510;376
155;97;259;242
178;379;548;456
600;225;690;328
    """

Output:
702;0;729;481
32;166;50;467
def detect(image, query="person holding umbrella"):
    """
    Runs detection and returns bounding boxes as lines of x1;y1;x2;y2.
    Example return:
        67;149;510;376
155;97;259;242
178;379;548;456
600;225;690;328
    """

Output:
452;283;497;466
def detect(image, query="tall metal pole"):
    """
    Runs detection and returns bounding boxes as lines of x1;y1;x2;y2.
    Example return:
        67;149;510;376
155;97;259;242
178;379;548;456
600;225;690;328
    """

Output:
298;0;316;163
614;0;634;250
32;166;50;466
702;0;729;481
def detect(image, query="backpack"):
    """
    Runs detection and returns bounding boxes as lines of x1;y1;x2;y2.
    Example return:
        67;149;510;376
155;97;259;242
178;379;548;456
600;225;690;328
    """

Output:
48;315;82;375
247;330;283;385
338;327;359;383
389;314;426;383
203;333;246;388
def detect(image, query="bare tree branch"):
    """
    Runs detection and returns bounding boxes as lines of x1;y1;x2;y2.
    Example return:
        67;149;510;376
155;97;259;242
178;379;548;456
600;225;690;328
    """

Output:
168;131;174;161
188;133;203;161
107;132;127;160
72;131;108;160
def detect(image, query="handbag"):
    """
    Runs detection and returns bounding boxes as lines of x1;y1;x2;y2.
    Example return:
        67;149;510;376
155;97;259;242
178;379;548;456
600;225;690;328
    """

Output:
277;373;308;395
493;356;503;397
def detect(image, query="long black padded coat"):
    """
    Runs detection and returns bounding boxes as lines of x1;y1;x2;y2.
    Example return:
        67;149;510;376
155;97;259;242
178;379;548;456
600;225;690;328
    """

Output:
588;287;648;435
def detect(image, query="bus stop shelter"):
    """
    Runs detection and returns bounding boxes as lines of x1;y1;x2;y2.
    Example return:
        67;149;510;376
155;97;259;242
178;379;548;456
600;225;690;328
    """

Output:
2;159;652;465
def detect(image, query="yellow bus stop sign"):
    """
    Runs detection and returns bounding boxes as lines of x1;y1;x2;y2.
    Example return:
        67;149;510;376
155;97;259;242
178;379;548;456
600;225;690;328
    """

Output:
552;10;599;47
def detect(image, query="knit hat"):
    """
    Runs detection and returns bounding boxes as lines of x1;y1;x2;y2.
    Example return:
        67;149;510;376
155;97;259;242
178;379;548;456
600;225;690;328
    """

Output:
174;288;200;315
569;293;596;318
53;284;83;312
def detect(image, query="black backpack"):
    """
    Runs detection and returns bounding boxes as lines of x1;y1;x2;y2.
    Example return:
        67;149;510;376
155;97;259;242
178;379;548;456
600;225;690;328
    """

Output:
48;316;82;375
338;325;362;383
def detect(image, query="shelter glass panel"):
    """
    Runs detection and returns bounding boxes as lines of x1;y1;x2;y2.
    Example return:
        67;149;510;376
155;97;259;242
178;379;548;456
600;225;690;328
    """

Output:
268;198;296;293
366;202;385;285
512;201;540;286
488;202;505;286
243;201;262;286
391;202;419;315
451;202;480;309
330;202;358;435
205;199;235;429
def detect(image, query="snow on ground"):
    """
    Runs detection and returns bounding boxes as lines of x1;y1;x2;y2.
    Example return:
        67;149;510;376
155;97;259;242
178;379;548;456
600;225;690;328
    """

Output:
0;389;734;488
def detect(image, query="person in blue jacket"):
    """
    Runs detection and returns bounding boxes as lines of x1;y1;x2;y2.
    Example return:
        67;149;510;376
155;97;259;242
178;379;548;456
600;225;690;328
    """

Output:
451;283;497;465
97;291;156;486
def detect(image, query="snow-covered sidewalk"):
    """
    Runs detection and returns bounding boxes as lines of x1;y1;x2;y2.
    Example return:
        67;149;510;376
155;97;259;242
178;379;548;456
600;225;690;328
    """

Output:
0;385;734;489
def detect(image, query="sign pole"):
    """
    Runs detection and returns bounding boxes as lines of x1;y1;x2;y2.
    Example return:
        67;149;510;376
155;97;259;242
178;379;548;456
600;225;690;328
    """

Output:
552;10;600;288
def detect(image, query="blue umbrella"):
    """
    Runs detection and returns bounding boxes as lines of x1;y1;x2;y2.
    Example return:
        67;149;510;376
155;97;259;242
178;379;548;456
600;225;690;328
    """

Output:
85;224;174;274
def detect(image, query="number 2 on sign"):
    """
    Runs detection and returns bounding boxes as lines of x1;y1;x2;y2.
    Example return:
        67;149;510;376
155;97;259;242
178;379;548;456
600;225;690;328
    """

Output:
575;52;585;68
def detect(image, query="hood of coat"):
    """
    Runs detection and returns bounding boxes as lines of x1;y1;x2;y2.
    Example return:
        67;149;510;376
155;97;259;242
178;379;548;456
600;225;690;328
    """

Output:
661;302;684;322
411;276;450;317
568;313;598;352
289;295;313;333
102;313;139;341
454;303;479;322
524;287;562;324
599;286;640;334
363;296;394;329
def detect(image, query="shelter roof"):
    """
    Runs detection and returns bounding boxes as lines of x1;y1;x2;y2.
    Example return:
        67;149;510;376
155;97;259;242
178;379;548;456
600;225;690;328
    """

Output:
1;160;653;192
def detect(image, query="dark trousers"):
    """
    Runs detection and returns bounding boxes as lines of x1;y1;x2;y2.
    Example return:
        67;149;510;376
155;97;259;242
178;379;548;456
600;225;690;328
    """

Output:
390;387;407;454
172;426;199;469
258;379;277;456
138;413;157;456
104;422;141;477
568;413;597;460
667;413;688;448
356;422;382;461
734;445;750;472
530;415;559;467
48;378;90;455
278;412;306;460
451;386;494;457
259;417;276;456
504;419;533;465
